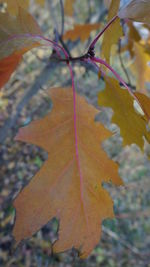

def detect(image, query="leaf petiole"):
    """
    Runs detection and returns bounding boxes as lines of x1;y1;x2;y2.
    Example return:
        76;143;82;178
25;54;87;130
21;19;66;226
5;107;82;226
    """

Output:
91;57;133;95
88;15;118;50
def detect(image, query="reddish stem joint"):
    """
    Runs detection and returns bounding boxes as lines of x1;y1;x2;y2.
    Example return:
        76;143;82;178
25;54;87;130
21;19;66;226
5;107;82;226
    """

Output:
87;47;95;58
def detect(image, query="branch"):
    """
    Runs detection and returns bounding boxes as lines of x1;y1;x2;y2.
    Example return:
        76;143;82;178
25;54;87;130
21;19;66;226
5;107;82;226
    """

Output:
0;60;56;143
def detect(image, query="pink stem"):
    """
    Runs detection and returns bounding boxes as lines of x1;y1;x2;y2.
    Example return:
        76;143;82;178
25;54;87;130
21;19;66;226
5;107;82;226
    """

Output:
1;33;68;59
67;62;88;226
48;37;81;163
56;31;87;219
84;58;105;78
67;64;79;160
92;56;135;96
89;15;118;49
37;34;69;58
55;41;79;160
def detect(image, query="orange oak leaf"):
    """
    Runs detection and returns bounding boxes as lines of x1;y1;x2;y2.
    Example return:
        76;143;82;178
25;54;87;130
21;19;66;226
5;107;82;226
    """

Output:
0;53;22;89
101;0;122;63
118;0;150;24
98;77;150;150
0;7;42;89
64;0;75;16
13;88;123;258
63;23;100;42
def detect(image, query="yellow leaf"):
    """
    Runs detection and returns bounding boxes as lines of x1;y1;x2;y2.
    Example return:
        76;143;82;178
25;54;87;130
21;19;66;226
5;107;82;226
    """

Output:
133;42;150;92
98;77;150;149
101;0;123;63
134;92;150;121
13;88;123;258
121;22;141;58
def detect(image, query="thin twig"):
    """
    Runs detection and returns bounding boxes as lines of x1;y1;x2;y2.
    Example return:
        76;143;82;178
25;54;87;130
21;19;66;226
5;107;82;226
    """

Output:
0;61;56;143
118;39;132;86
60;0;65;36
86;0;92;23
102;226;144;258
91;57;138;100
59;37;71;57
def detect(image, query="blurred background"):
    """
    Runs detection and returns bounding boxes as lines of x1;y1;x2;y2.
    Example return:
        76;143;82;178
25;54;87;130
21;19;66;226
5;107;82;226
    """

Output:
0;0;150;266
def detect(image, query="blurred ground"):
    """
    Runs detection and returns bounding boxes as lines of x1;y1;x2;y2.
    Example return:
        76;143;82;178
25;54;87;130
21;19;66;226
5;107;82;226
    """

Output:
0;1;150;266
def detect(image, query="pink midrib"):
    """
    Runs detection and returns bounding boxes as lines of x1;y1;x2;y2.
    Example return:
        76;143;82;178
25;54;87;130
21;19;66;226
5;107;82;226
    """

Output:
68;63;89;229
